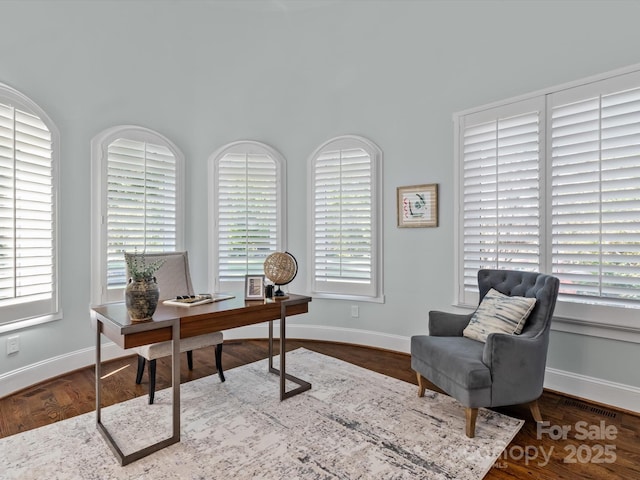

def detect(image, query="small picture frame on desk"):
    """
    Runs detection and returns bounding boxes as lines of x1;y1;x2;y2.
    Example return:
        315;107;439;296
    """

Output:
245;274;265;300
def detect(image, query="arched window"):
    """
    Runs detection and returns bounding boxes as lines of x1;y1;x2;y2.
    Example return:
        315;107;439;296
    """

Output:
308;135;383;302
0;82;59;330
91;126;184;304
209;141;286;292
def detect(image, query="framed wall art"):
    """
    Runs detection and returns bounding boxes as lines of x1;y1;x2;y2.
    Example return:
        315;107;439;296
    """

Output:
244;274;265;300
397;183;438;228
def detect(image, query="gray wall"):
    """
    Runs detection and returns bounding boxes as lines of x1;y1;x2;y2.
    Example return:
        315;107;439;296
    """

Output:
1;1;639;390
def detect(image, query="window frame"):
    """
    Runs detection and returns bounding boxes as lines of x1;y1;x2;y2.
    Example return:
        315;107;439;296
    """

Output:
454;63;640;336
207;140;287;293
90;125;185;305
0;82;60;333
307;135;384;303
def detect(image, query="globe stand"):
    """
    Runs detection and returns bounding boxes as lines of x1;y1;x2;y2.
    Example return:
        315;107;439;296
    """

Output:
273;285;288;299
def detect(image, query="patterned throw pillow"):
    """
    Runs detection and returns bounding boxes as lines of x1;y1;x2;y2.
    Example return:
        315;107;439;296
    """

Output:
463;288;537;343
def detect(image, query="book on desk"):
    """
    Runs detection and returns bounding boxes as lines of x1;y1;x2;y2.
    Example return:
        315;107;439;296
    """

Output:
162;293;235;307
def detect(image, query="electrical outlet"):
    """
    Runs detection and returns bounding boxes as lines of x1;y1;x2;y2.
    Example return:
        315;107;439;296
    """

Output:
7;335;19;355
351;305;359;318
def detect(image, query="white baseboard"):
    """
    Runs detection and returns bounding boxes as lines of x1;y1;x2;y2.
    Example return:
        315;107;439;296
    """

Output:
1;324;638;415
0;342;130;399
544;367;640;414
222;323;412;353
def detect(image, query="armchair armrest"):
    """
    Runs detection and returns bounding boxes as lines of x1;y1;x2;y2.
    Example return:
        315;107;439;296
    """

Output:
428;310;473;337
482;333;549;405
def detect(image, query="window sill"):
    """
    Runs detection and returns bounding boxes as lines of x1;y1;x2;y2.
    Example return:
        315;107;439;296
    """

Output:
550;300;640;342
309;291;385;304
550;315;640;344
454;300;640;343
0;311;62;334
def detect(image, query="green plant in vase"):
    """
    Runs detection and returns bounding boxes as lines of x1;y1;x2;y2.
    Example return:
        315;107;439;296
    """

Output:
124;251;165;321
126;254;165;281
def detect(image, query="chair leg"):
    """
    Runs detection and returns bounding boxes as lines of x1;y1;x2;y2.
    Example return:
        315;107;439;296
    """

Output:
215;343;226;382
187;350;193;370
529;399;543;423
465;407;478;438
416;372;426;397
135;356;146;384
148;359;157;405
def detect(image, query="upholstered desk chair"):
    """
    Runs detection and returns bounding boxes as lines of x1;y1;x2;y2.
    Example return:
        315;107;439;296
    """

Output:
124;251;225;404
411;269;559;437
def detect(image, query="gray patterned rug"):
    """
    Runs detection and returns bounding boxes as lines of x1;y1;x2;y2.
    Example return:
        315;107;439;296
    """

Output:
0;348;523;479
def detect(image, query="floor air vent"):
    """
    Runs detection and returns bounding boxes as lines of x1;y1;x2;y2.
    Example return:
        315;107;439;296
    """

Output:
561;399;617;419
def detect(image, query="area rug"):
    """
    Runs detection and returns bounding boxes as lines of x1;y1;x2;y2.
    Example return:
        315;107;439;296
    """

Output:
0;348;523;479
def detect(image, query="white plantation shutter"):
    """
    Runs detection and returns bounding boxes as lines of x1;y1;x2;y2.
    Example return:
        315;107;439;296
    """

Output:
456;67;640;324
310;136;382;300
0;90;58;327
460;104;542;304
106;138;178;292
550;74;640;306
216;153;278;281
313;148;372;284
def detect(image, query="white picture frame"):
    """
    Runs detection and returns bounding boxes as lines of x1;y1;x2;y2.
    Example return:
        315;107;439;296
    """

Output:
245;274;265;300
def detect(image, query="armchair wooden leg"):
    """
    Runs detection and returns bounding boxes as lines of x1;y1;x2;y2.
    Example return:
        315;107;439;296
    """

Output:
416;372;426;397
529;399;543;423
465;407;478;438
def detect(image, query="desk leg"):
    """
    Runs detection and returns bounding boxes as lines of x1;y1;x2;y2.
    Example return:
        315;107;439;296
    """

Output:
268;319;274;371
268;301;312;401
95;321;102;426
95;319;181;466
171;320;181;439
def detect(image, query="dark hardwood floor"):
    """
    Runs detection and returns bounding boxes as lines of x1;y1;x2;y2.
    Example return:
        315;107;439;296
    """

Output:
1;340;638;479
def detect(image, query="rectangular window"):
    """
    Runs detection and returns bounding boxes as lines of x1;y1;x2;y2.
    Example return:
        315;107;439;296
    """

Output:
456;68;640;328
459;102;542;304
550;77;640;307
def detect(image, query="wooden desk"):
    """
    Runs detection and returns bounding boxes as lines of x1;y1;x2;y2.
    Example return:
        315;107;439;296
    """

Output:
92;294;312;465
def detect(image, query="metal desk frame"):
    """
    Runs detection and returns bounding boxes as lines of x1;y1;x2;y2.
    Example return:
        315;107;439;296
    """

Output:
92;294;311;465
268;297;312;400
95;316;181;466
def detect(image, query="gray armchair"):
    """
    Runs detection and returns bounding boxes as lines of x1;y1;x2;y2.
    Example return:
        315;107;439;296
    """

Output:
411;269;559;437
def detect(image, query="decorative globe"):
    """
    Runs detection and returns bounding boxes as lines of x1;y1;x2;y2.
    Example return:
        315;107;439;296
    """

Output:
264;252;298;297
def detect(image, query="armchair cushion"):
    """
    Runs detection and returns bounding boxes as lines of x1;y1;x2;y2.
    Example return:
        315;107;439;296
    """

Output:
463;288;536;342
411;336;491;407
